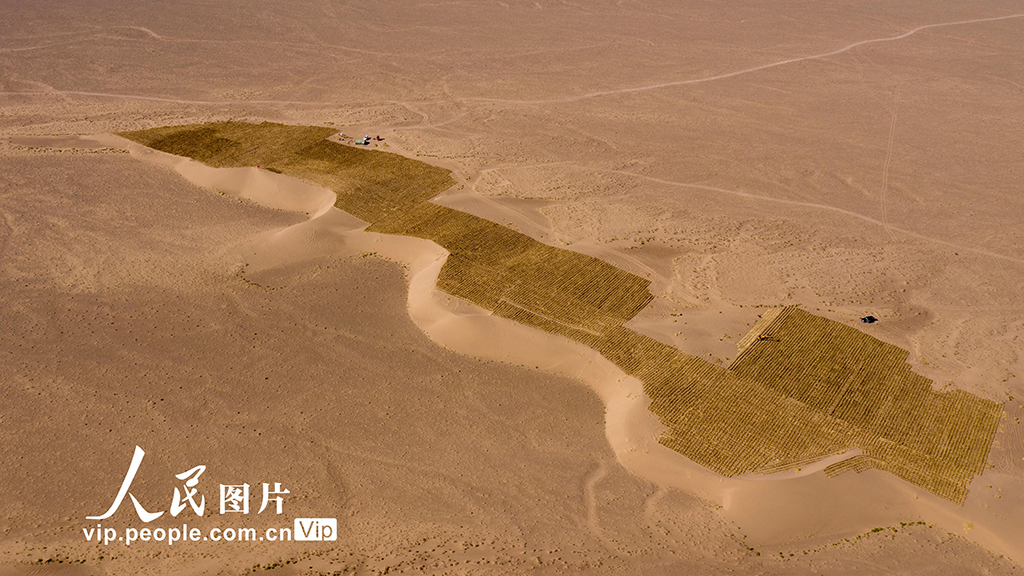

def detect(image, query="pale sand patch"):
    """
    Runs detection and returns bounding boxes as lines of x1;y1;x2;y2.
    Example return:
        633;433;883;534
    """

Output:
9;135;111;149
119;136;336;217
431;190;555;244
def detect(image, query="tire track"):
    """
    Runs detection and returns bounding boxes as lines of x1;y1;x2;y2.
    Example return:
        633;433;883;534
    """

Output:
2;13;1021;105
598;168;1024;266
463;12;1024;105
880;86;900;243
583;460;619;554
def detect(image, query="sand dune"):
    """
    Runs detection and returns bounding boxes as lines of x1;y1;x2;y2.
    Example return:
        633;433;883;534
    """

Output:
111;137;1020;564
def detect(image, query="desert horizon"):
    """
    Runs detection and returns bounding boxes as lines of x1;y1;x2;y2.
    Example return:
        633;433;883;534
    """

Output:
2;1;1023;574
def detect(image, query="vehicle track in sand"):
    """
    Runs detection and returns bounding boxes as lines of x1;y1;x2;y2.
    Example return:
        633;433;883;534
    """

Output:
462;12;1024;105
583;460;619;554
596;168;1024;267
879;87;900;244
877;86;910;310
2;12;1021;105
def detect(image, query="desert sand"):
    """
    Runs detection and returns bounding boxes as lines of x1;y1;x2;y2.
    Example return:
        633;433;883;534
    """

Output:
2;0;1023;574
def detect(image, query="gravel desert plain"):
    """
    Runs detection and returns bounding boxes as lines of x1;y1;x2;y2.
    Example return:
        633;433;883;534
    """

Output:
2;1;1023;575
